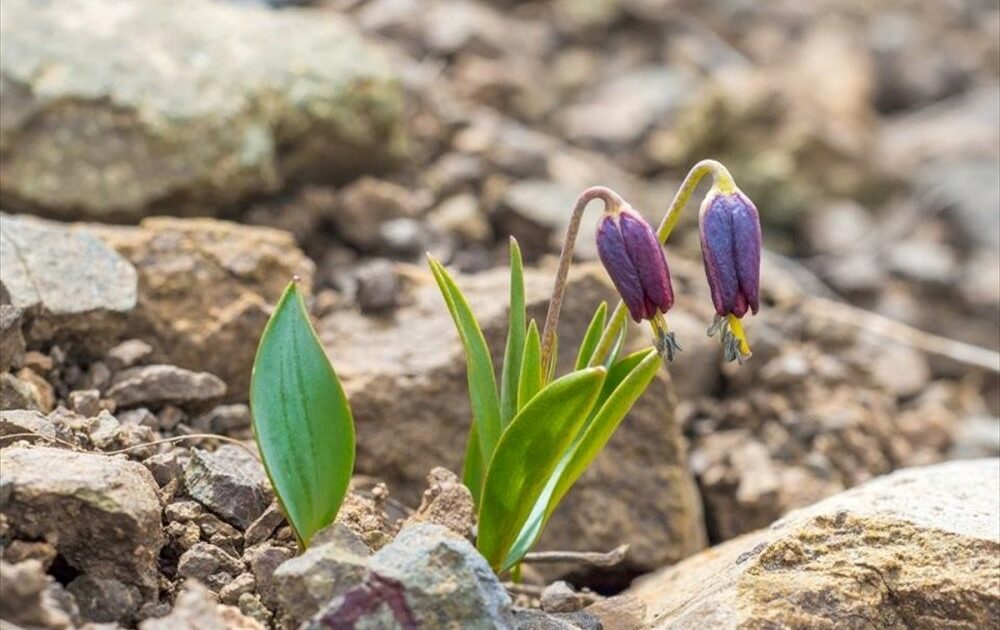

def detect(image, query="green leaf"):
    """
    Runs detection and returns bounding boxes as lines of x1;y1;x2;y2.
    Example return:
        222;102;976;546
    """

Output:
499;238;525;428
250;282;355;548
502;348;661;568
575;301;608;370
518;320;542;409
478;367;607;571
462;423;484;506
428;257;502;474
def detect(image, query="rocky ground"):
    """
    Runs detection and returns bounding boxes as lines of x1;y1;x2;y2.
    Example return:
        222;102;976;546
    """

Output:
1;0;998;628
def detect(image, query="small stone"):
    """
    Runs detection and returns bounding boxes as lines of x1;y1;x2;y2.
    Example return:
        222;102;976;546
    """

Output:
67;575;141;625
336;491;395;551
0;409;56;439
191;404;251;434
14;368;54;412
165;500;204;523
184;445;272;530
541;581;585;614
144;451;183;487
156;405;185;431
331;177;423;250
0;305;26;372
21;351;54;374
243;542;295;610
177;543;244;585
106;365;226;408
68;390;102;417
244;502;287;547
196;512;242;544
105;339;154;371
219;573;256;606
138;581;264;630
81;361;112;391
0;447;163;598
403;467;475;540
165;521;202;552
118;407;159;428
353;259;401;314
87;410;121;449
514;608;597;629
2;540;58;569
1;373;41;412
0;560;78;629
427;194;490;242
237;593;273;627
273;523;370;624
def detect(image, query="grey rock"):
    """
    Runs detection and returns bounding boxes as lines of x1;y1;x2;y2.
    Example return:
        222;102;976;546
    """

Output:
87;410;121;449
0;559;79;629
0;372;41;411
427;193;491;242
243;542;295;610
0;304;25;372
949;416;1000;460
106;364;226;408
67;390;101;418
177;543;245;585
331;177;425;251
585;594;647;630
513;609;597;630
919;158;1000;249
143;451;182;487
164;500;204;523
66;576;141;625
540;581;584;614
138;581;264;630
354;259;401;314
184;445;272;529
243;502;287;547
219;572;256;606
0;447;163;598
273;524;370;624
402;467;475;540
310;524;513;629
0;214;137;348
104;339;154;371
0;409;56;439
496;179;599;260
0;0;408;221
237;593;273;627
192;404;251;434
118;408;158;429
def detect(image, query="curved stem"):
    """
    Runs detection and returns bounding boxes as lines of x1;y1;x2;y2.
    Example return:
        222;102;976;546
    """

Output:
587;160;735;367
540;186;625;379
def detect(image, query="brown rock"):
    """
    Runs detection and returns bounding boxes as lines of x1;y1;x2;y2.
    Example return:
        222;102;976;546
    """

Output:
139;581;264;630
0;372;42;411
106;364;226;409
630;459;1000;629
0;447;164;598
319;261;706;573
336;491;397;551
88;217;314;399
0;409;55;439
403;467;476;540
243;542;295;610
0;559;78;629
585;595;646;630
0;304;25;372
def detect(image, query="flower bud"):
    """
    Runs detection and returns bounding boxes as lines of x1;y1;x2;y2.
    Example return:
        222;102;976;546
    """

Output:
596;204;674;323
699;188;761;318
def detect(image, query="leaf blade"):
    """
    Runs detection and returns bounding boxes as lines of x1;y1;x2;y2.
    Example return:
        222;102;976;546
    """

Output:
477;367;607;571
500;238;526;428
575;301;608;370
250;282;355;548
518;320;542;410
428;257;502;471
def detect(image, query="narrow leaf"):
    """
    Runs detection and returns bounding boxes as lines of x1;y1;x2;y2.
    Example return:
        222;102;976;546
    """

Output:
478;367;607;570
499;238;526;428
503;348;661;567
250;282;355;548
463;423;484;506
518;320;542;409
428;258;502;472
575;301;608;370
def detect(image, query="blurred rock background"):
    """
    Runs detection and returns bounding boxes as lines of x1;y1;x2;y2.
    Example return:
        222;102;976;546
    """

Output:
1;0;998;627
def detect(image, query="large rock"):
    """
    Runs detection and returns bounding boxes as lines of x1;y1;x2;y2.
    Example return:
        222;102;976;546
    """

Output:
0;447;164;598
107;364;227;408
88;217;314;399
0;213;137;349
629;459;1000;629
308;523;513;629
319;261;707;574
0;0;408;221
184;445;273;530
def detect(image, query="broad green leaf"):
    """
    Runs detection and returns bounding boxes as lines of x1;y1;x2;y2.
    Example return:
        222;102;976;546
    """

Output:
503;348;660;568
499;238;525;428
518;320;542;409
250;282;355;548
428;257;502;470
478;367;607;571
575;302;608;370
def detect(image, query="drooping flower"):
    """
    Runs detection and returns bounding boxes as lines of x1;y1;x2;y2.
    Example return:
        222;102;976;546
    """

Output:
596;200;680;359
699;185;761;362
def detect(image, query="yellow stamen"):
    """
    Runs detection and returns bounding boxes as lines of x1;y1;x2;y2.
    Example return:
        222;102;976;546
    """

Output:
726;314;752;358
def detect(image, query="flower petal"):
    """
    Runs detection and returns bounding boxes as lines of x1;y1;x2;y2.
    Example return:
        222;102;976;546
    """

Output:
619;209;674;316
732;192;761;315
596;216;646;322
699;195;741;316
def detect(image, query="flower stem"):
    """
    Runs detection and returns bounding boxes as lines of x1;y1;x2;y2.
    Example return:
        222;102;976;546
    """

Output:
587;160;734;367
540;186;625;379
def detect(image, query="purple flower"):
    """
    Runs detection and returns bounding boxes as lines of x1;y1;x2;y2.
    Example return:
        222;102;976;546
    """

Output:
699;189;761;318
596;204;674;323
